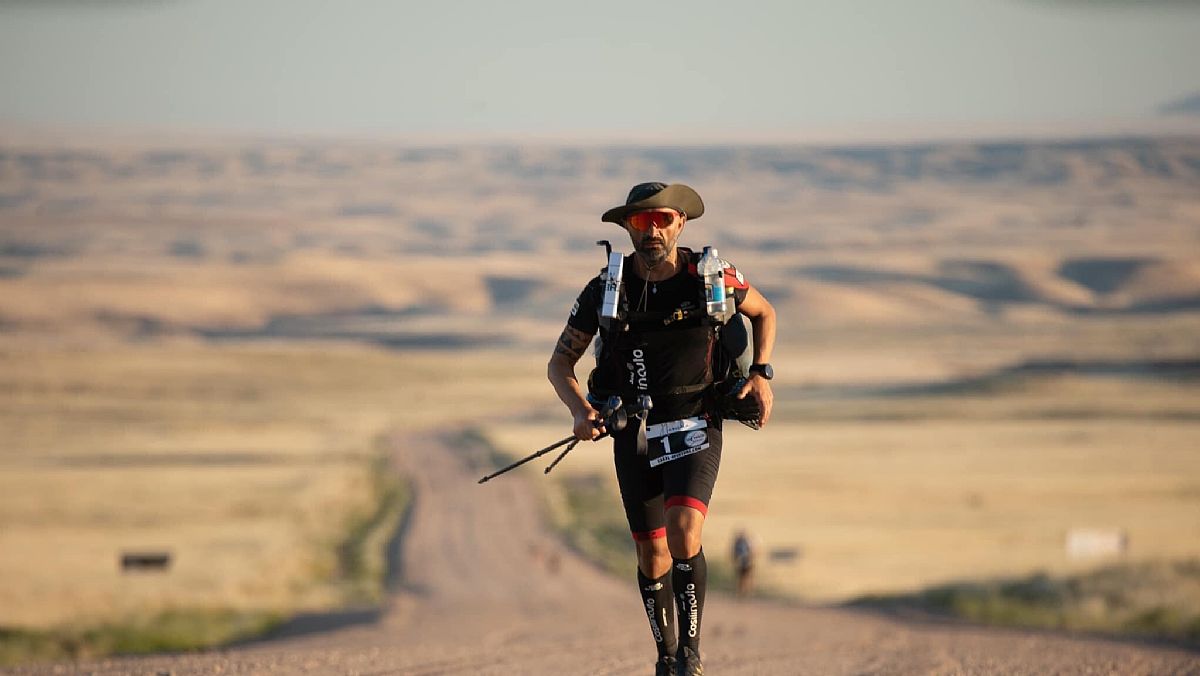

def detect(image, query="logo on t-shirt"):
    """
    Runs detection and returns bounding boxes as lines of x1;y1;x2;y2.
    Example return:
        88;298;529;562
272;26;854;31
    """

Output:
628;348;648;390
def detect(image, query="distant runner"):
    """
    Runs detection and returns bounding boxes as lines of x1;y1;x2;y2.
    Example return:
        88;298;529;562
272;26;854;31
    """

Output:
547;182;776;675
731;529;756;598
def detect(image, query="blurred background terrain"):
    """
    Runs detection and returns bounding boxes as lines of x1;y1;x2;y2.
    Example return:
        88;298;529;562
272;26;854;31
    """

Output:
2;0;1200;666
2;136;1199;644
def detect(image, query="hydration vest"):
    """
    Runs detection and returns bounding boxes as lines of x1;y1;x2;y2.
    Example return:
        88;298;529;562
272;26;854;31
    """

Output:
587;246;750;410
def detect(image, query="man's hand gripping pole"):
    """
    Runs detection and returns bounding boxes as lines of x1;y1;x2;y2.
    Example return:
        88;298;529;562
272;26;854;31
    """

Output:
476;396;651;484
475;434;576;484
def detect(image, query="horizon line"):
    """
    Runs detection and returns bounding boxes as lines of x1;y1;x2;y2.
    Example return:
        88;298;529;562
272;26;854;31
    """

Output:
4;116;1200;148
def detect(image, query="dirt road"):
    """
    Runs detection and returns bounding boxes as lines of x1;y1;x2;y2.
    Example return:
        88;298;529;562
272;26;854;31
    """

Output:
10;433;1197;675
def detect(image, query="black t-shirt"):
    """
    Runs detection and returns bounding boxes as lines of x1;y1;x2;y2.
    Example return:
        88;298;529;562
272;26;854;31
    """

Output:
567;248;750;423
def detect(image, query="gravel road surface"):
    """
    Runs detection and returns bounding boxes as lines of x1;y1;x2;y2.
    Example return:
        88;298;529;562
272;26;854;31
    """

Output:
9;432;1197;675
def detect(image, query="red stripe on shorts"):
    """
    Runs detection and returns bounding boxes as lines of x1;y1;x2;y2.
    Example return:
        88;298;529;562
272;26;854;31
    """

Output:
631;527;667;542
665;495;709;516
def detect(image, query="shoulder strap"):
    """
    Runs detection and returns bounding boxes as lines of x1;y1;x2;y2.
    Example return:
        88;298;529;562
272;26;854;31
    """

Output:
679;247;701;278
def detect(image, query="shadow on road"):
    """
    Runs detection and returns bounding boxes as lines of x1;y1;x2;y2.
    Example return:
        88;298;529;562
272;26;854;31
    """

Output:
251;606;385;643
845;601;1200;656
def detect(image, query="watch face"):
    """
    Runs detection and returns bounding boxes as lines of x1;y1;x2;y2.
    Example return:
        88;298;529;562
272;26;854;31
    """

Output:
752;363;773;380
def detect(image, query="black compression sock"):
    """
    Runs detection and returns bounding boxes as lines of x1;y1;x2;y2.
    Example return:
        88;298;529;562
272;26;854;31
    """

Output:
672;549;707;654
637;567;678;658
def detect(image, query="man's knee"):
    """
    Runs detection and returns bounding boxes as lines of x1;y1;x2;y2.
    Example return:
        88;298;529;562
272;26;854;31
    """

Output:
665;505;705;559
635;536;671;578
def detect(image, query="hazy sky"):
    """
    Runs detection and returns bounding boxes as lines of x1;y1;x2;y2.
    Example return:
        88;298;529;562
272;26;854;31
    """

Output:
2;0;1199;138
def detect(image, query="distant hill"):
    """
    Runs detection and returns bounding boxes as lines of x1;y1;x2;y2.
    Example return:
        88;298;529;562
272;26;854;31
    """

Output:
1160;92;1200;116
1;134;1199;341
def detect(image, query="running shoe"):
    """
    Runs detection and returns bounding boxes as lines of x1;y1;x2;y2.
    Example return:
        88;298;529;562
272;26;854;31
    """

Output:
676;646;703;675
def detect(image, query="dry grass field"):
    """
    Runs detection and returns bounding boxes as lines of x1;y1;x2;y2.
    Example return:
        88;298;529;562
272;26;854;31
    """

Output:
0;344;546;631
1;133;1198;656
486;371;1200;603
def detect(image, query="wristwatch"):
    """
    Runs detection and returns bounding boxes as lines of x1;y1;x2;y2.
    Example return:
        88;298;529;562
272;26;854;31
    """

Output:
748;363;774;380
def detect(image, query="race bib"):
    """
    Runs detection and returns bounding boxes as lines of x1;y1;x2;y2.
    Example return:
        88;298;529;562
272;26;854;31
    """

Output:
646;416;709;468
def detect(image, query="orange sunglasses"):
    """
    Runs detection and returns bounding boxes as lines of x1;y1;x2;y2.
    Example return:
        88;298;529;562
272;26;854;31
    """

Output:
626;210;680;231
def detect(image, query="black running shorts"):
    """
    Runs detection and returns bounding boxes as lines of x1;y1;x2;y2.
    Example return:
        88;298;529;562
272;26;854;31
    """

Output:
612;416;723;541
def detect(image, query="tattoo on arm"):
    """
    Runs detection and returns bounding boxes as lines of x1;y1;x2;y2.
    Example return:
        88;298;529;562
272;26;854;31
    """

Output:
552;326;593;362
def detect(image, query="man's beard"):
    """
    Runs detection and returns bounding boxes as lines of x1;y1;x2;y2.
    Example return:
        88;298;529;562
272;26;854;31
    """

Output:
635;234;673;266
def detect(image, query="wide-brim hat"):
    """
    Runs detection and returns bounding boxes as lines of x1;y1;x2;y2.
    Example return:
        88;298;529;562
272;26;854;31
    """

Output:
601;182;704;224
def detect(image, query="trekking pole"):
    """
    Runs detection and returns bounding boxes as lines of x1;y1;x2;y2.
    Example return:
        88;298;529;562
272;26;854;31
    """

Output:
543;438;580;475
544;431;611;474
478;396;626;484
545;394;652;473
477;435;577;484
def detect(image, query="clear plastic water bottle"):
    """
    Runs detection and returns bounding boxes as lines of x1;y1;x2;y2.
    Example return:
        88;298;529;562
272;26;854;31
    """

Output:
700;246;726;318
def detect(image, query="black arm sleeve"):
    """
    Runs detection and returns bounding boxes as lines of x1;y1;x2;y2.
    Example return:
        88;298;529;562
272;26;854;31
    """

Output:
566;275;604;335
